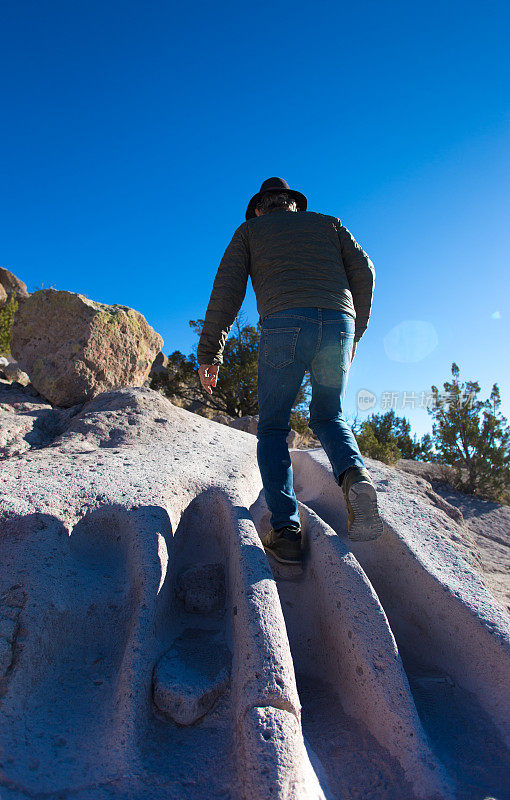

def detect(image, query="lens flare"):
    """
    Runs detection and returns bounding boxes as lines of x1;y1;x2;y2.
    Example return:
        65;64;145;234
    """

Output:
384;320;438;363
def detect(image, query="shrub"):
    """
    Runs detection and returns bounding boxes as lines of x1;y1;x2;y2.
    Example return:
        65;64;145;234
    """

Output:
353;409;432;464
0;294;18;354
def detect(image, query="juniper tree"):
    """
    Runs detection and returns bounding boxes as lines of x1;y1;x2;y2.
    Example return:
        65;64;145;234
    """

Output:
352;409;434;464
428;362;510;501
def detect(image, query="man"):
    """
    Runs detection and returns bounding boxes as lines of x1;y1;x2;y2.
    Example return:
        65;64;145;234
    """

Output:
197;177;383;565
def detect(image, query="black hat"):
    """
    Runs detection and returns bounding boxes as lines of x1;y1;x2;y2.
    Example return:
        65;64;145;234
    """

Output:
245;177;308;220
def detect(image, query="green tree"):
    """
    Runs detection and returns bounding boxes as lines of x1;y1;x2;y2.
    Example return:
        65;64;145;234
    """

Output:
352;409;434;464
354;421;402;464
289;405;312;435
417;432;435;461
428;362;510;501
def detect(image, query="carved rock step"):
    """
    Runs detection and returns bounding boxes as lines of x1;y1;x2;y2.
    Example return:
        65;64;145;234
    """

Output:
153;628;231;725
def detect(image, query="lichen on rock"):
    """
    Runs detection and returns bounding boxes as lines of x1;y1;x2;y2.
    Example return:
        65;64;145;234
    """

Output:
11;289;163;406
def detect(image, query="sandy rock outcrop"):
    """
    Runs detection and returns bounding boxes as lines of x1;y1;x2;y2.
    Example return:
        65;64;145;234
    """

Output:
0;283;7;308
11;289;163;406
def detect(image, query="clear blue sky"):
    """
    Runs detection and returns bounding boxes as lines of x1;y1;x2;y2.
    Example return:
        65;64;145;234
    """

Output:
2;0;509;437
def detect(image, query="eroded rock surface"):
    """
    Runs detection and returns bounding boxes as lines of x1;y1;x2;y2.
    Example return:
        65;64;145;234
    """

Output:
11;289;163;406
176;563;226;614
0;383;509;800
0;382;71;458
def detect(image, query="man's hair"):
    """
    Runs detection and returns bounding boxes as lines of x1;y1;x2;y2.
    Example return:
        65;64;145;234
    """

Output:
255;192;298;215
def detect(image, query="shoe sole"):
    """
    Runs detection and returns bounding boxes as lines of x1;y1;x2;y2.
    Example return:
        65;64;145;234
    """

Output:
348;481;384;541
263;546;302;566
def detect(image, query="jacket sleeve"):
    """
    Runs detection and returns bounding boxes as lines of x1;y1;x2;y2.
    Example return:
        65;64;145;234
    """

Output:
197;224;250;365
336;222;375;342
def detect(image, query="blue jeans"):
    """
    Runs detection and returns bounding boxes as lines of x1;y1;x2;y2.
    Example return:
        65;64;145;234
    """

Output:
256;307;365;531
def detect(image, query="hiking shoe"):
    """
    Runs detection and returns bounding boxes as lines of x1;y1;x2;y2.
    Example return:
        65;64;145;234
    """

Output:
341;467;383;541
262;526;302;565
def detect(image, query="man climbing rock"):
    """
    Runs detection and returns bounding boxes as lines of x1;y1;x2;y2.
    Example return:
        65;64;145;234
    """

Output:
197;177;383;565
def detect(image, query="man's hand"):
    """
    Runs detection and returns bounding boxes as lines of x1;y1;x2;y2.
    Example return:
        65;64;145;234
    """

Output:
351;341;357;363
198;364;219;394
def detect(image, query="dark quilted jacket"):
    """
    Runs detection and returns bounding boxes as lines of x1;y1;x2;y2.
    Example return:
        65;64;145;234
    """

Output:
197;209;375;365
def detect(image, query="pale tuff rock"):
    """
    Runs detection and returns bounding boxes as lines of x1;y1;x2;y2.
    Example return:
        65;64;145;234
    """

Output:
0;283;7;308
11;289;163;406
240;706;312;800
0;382;509;799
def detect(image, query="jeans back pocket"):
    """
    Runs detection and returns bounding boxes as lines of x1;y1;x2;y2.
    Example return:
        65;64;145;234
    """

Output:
261;327;300;369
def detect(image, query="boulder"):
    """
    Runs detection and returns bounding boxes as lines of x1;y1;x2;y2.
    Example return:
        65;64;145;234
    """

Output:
0;355;13;379
11;289;163;406
287;429;302;448
212;413;232;427
0;268;29;301
212;413;260;435
0;283;7;308
1;362;30;386
149;351;169;377
230;414;259;435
